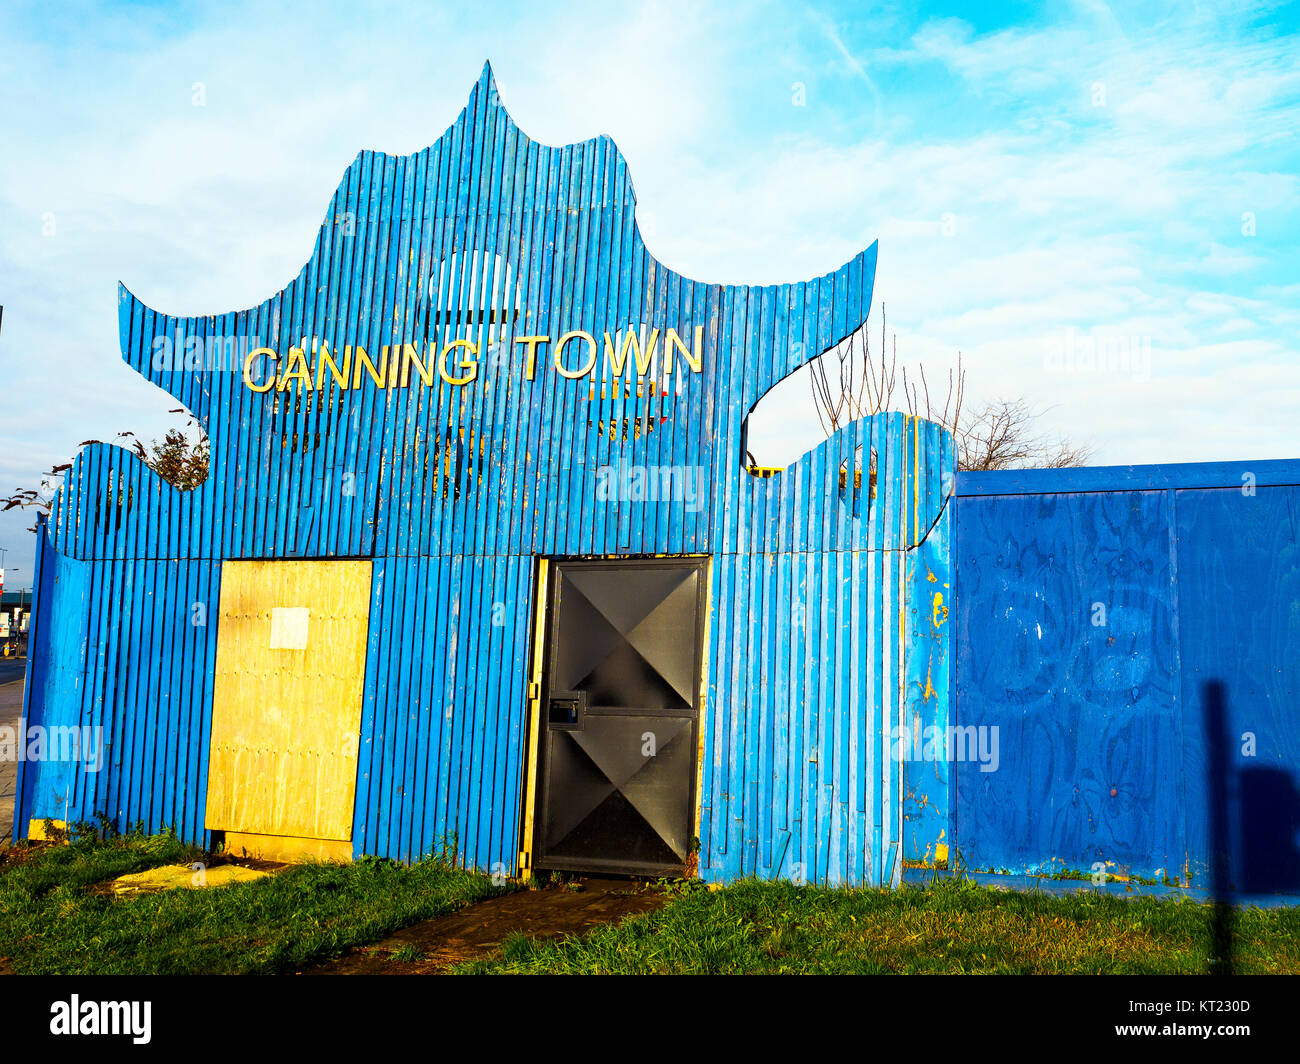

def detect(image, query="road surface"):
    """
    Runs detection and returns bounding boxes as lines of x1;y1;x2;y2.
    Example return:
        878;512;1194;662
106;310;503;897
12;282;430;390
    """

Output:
0;676;21;845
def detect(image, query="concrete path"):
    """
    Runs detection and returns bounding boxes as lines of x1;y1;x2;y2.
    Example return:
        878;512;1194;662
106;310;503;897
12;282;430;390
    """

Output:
0;677;23;847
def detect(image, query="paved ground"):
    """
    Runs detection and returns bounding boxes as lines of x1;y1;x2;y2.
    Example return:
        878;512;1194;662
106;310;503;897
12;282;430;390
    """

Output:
301;877;669;974
0;676;23;847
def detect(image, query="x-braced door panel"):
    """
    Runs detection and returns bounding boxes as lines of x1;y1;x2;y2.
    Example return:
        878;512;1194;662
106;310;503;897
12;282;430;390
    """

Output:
534;559;707;875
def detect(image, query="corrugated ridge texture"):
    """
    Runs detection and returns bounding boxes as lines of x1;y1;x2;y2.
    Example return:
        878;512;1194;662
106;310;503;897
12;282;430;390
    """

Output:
20;64;957;886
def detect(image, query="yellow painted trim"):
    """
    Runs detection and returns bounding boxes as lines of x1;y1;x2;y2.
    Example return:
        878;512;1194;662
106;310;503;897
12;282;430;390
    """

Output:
223;831;353;864
690;557;713;878
517;557;550;877
27;818;68;842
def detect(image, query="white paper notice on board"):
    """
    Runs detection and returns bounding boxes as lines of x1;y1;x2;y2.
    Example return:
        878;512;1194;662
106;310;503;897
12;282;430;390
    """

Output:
269;606;310;650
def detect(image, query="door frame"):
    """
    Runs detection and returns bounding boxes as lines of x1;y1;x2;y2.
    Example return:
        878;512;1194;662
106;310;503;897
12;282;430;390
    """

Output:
519;554;712;878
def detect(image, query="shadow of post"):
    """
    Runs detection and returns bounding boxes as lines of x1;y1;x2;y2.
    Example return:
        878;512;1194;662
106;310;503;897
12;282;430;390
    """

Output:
1204;680;1235;975
1239;767;1300;893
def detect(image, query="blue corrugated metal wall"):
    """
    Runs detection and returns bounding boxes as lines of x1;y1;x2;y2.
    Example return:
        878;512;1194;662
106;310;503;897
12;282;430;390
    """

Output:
20;541;221;840
902;483;951;868
700;416;953;886
16;63;956;887
953;459;1300;892
352;554;534;865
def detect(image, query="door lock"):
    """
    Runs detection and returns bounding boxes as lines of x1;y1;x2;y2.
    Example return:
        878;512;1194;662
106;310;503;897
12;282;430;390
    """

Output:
547;690;585;729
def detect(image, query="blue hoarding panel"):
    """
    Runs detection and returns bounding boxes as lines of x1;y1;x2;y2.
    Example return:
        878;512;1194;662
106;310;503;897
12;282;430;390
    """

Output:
954;464;1300;894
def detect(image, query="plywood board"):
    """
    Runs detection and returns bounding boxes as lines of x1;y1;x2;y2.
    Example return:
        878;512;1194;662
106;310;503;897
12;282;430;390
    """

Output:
223;830;353;864
205;560;371;841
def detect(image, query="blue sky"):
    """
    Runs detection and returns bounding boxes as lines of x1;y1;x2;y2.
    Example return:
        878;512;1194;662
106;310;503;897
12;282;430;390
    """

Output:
1;0;1298;583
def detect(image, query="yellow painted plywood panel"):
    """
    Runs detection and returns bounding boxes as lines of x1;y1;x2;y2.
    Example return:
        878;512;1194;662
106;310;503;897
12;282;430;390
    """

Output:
223;830;353;864
205;560;371;841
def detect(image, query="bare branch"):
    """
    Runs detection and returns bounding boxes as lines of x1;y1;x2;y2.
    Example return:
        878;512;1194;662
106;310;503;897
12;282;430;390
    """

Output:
810;317;1088;473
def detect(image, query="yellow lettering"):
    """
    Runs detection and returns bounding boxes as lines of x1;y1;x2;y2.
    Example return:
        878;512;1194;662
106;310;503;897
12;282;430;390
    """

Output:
664;326;703;374
402;342;434;387
244;324;703;396
439;339;479;385
243;348;277;392
315;342;350;390
604;327;659;378
277;346;313;391
515;335;549;381
555;330;598;379
352;345;387;389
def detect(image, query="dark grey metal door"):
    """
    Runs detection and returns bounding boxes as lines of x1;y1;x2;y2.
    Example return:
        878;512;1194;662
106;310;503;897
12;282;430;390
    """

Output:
534;558;707;875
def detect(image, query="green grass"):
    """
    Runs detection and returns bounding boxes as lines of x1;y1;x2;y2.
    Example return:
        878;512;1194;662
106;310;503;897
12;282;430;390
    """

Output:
457;877;1300;974
8;832;1298;975
0;829;505;975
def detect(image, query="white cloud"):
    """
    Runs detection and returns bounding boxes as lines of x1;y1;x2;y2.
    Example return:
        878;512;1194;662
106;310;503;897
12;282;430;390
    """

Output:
1;0;1298;572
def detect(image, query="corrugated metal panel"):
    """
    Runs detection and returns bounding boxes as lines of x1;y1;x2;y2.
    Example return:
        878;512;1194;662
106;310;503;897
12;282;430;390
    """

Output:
902;434;953;867
19;534;221;840
47;65;892;567
19;64;956;886
351;553;535;867
699;415;953;886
